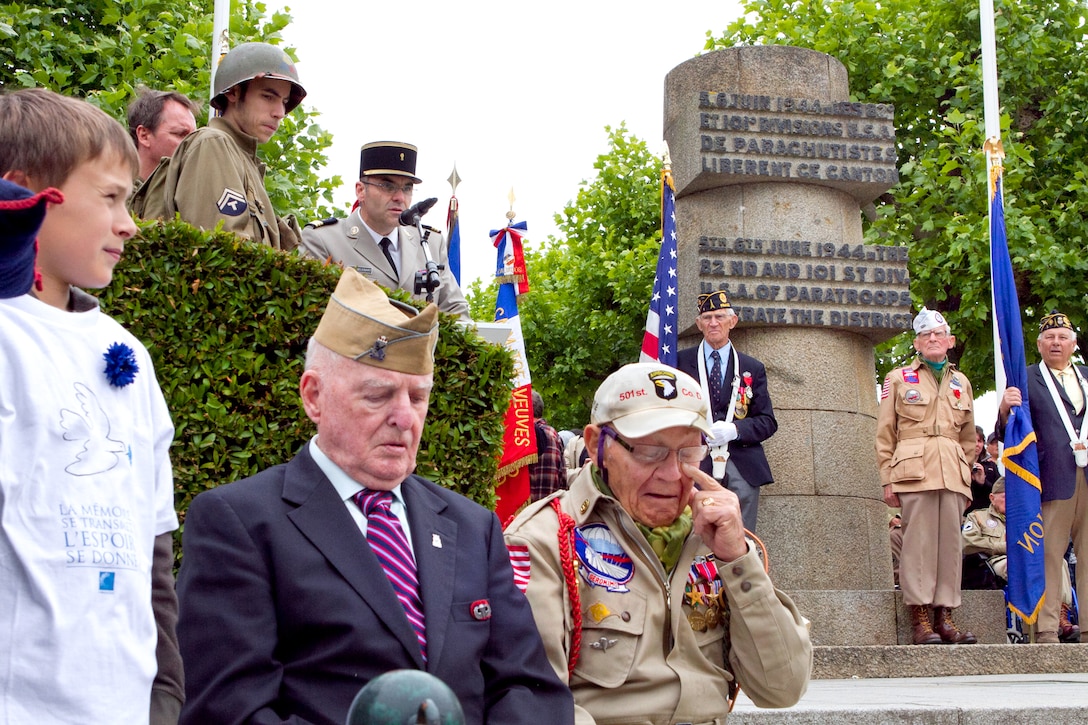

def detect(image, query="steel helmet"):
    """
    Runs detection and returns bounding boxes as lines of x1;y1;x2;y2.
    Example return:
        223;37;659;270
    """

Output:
211;42;306;113
345;670;465;725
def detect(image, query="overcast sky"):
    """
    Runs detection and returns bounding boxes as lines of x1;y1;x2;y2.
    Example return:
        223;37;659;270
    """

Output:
271;0;744;287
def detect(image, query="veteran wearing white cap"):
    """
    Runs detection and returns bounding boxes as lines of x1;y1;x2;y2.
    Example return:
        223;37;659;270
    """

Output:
504;363;811;725
876;307;978;645
176;269;572;724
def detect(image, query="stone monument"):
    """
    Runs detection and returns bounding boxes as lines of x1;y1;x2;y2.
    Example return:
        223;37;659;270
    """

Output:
664;47;1004;645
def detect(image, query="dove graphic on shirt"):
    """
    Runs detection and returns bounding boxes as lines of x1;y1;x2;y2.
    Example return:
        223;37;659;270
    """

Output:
59;382;126;475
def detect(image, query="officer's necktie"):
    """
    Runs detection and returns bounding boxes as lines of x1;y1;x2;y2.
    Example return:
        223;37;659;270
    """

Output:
379;237;398;278
353;489;426;661
709;350;723;407
1061;368;1085;415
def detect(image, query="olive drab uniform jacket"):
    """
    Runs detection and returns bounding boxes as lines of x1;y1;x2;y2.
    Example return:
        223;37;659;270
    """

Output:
876;358;975;497
504;465;812;725
137;117;300;251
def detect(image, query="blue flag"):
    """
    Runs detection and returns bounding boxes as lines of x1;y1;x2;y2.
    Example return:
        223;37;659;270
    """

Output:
446;196;461;284
639;169;678;366
990;162;1046;624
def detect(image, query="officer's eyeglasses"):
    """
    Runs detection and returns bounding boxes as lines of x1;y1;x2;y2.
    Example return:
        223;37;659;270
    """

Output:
601;426;707;466
362;180;415;196
917;330;948;339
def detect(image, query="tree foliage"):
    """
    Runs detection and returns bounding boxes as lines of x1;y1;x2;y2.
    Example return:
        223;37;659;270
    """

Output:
708;0;1088;389
468;125;663;430
0;0;340;219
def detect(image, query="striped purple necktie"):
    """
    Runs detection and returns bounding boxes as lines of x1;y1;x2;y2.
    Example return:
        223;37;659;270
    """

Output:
354;489;427;661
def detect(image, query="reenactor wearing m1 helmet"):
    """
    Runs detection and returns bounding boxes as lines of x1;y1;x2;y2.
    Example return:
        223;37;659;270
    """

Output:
139;42;307;251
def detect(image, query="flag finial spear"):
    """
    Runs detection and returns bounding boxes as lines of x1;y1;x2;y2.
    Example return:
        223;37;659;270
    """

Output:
661;140;672;171
447;164;461;196
506;187;516;222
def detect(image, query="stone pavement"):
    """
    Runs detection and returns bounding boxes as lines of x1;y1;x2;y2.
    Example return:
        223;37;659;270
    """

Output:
729;672;1088;724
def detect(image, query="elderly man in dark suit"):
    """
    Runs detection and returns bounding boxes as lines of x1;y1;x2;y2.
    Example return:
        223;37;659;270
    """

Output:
998;310;1088;644
176;269;572;724
677;291;778;532
299;141;469;320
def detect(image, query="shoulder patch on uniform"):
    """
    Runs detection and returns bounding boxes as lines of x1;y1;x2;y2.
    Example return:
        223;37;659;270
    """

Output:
217;188;247;216
304;217;339;229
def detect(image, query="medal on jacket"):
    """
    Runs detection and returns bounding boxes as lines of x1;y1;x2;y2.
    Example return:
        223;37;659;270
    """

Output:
685;556;723;632
734;372;753;419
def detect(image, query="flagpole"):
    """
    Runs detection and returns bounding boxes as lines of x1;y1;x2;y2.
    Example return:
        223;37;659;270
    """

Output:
210;0;231;118
979;0;1001;142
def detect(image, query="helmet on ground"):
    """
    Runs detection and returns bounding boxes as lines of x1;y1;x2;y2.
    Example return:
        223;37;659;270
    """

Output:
211;42;306;113
345;670;464;725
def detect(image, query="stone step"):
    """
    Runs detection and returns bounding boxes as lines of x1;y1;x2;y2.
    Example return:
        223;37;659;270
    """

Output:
813;642;1088;679
728;672;1088;724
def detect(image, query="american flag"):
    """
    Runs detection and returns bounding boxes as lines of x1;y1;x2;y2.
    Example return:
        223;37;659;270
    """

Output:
639;168;678;366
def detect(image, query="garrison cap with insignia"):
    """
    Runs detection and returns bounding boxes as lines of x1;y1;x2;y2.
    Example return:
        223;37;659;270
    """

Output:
314;268;438;374
697;291;731;314
359;141;422;183
1040;310;1075;333
912;306;948;335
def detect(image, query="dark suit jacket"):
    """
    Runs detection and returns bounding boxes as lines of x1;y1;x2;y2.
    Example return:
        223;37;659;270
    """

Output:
298;210;469;319
176;445;573;725
999;363;1088;502
677;343;777;486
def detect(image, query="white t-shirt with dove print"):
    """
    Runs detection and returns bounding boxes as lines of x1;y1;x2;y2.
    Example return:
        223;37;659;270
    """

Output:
0;290;177;725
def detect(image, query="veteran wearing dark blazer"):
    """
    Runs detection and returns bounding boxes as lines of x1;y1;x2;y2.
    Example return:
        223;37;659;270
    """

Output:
299;141;469;320
998;310;1088;644
176;269;572;725
677;291;777;532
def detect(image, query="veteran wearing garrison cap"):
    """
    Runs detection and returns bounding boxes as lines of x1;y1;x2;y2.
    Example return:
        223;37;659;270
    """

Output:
176;269;572;724
677;290;778;532
300;141;470;320
877;307;978;645
998;310;1088;643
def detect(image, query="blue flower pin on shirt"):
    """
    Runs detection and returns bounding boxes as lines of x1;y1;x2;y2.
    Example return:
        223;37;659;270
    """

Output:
103;342;139;388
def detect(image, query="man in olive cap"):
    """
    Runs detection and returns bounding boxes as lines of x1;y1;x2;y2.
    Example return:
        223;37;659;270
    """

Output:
299;141;470;319
877;307;977;645
176;269;572;724
139;42;307;251
998;310;1088;643
677;290;778;532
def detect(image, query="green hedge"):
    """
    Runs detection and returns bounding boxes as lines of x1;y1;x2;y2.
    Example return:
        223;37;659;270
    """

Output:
101;220;513;560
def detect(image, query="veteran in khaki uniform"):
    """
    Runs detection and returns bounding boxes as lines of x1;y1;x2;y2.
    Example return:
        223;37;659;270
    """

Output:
505;363;811;725
299;142;469;319
877;307;977;645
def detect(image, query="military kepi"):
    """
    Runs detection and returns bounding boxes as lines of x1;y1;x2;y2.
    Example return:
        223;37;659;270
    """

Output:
1040;310;1074;333
697;291;731;314
359;141;422;183
314;268;438;374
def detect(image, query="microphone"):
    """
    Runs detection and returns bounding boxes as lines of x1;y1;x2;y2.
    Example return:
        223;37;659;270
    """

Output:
398;197;439;226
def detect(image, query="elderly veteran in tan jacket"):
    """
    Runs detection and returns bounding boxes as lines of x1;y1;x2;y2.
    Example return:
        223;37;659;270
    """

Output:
877;307;977;645
505;363;811;725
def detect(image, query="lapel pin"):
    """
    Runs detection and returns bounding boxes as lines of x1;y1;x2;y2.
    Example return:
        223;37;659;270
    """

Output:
471;599;492;621
432;533;442;548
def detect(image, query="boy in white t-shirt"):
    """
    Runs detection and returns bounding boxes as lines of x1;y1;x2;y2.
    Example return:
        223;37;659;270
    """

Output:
0;89;181;724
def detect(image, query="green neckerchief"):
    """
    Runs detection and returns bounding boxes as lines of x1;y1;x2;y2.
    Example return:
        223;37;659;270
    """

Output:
921;357;947;378
593;467;693;573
